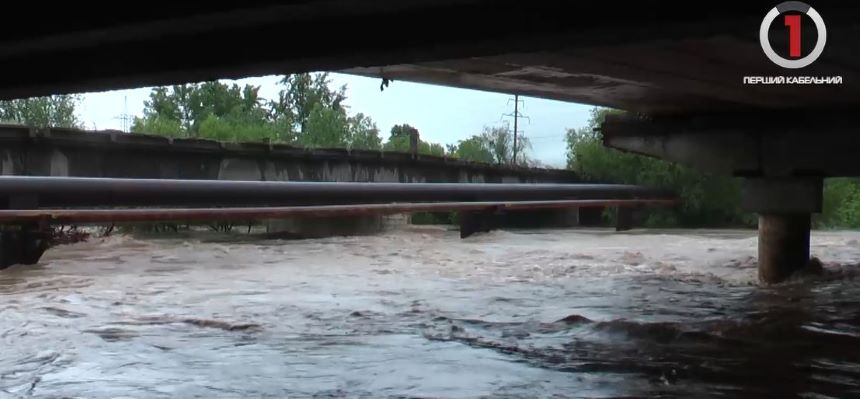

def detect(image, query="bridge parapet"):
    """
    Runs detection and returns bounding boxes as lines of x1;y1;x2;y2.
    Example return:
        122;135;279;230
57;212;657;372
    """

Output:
0;125;579;184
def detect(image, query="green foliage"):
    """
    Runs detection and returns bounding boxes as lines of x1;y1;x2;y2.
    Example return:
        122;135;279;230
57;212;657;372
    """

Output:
148;82;268;134
454;136;495;163
566;108;753;227
383;123;445;156
383;136;445;156
274;73;346;134
134;73;388;151
198;114;283;142
389;124;418;139
133;75;460;156
449;124;531;165
486;124;529;165
426;143;446;157
384;123;417;153
134;80;279;141
817;178;860;228
301;103;349;148
347;113;382;151
132;115;184;137
0;95;81;128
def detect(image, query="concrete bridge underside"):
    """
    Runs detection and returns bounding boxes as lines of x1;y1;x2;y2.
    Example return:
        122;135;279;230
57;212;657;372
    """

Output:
2;1;860;282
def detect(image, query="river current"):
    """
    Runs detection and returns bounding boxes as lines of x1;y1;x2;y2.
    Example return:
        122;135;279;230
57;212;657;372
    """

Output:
2;226;860;398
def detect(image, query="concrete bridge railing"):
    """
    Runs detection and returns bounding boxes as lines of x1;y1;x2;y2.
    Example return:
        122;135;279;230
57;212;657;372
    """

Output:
0;125;580;184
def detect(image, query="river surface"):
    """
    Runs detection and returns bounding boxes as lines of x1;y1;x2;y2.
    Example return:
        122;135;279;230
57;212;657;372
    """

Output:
2;226;860;398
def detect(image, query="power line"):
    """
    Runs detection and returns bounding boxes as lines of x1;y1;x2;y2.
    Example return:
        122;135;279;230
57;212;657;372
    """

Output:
112;96;133;132
501;94;530;163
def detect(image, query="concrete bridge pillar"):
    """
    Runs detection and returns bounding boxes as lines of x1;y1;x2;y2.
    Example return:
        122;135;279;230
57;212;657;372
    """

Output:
265;216;385;238
0;194;50;269
757;213;810;283
0;226;50;268
742;178;822;284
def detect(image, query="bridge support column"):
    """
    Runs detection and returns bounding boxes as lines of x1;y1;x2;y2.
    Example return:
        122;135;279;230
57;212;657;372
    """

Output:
459;209;498;238
742;178;822;284
615;207;634;231
0;225;50;269
757;213;810;283
265;216;384;239
0;194;49;270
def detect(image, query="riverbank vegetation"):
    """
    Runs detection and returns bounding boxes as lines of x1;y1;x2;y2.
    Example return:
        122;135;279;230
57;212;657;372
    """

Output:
565;108;860;229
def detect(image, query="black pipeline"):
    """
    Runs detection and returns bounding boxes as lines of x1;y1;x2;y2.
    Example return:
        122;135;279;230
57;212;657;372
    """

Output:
0;176;676;208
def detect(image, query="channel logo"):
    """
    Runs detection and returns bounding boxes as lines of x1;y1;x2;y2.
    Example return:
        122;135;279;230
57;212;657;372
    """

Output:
744;1;841;85
759;1;826;69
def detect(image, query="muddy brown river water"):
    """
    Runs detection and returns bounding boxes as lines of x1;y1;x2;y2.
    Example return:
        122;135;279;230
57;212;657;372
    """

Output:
2;226;860;398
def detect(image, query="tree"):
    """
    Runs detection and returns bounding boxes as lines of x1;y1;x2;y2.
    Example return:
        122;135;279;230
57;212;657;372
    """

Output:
197;114;283;143
384;123;418;152
0;95;81;128
301;103;349;148
389;123;419;140
134;81;288;141
819;178;860;228
453;136;494;163
481;124;530;165
273;73;346;134
133;75;382;151
425;143;446;157
131;115;183;137
347;113;382;150
383;123;445;156
450;124;531;165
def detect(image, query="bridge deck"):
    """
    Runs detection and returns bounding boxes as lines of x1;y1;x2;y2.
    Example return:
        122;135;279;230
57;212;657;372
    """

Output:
0;1;856;115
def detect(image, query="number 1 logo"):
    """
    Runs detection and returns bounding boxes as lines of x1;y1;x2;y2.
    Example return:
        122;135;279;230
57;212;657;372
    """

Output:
759;1;826;69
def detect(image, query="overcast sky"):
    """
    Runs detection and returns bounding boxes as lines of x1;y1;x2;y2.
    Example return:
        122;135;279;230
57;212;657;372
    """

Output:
77;73;594;168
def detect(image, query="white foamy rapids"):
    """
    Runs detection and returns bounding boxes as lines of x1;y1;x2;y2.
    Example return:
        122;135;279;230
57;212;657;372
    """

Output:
35;227;860;288
3;226;860;398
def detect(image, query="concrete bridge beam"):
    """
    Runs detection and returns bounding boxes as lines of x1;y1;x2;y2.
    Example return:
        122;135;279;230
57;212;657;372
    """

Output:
601;112;860;177
602;113;831;284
